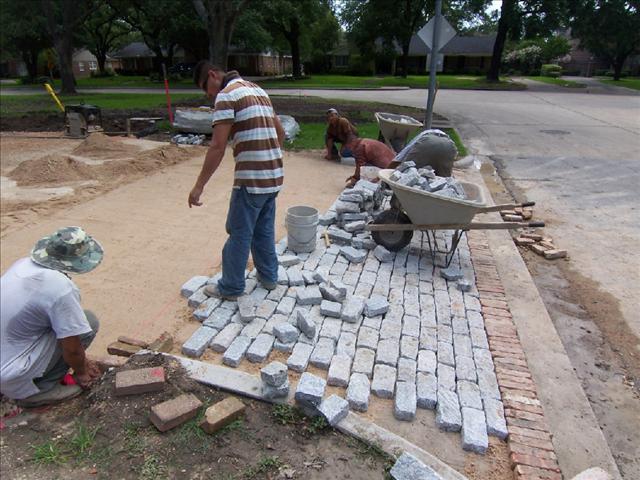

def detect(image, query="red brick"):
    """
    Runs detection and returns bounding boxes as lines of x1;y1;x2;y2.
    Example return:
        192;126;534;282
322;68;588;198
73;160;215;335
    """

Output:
115;367;166;396
150;393;203;432
495;366;532;379
514;465;562;480
491;350;527;362
480;298;510;309
478;286;506;294
497;374;536;388
515;237;536;246
508;426;551;441
489;336;522;347
521;233;543;241
503;400;544;416
505;409;546;423
509;434;555;452
486;326;519;338
483;307;512;318
507;416;549;432
494;356;530;369
490;343;525;356
543;249;567;260
509;442;557;460
484;315;515;326
501;387;538;400
480;292;507;301
511;454;561;473
530;244;550;256
117;336;149;348
107;341;140;357
91;355;126;372
200;397;245;434
499;378;537;392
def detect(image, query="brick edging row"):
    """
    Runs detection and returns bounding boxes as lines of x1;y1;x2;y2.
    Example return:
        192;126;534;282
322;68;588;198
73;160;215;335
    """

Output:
467;231;563;480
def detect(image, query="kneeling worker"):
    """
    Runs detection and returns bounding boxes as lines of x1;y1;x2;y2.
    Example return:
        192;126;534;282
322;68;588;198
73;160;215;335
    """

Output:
325;108;358;160
344;137;398;187
1;227;103;407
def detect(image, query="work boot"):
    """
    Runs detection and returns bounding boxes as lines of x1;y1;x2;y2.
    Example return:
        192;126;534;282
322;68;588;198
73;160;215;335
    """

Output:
16;384;82;408
257;275;277;291
203;283;241;301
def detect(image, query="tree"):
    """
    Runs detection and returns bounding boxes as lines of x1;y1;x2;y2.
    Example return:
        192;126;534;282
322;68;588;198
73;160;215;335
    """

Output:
192;0;251;69
0;0;50;80
571;0;640;80
41;0;92;94
487;0;570;82
81;2;129;74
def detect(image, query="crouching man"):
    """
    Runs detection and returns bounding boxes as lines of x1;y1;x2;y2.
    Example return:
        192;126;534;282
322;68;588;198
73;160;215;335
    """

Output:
1;227;103;407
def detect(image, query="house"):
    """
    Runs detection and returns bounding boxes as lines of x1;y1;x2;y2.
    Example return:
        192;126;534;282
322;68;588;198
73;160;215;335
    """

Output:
72;49;121;77
328;34;497;75
111;42;186;74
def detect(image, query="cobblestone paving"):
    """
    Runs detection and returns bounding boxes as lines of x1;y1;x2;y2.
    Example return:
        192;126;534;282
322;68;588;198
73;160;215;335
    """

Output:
181;193;507;454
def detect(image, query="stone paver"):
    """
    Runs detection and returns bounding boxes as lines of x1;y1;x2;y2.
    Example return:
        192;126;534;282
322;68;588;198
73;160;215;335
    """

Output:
245;333;274;363
295;372;326;406
319;394;350;426
182;326;218;357
352;348;375;378
417;372;437;409
222;336;252;367
389;452;441;480
309;337;335;370
287;343;314;372
327;354;352;387
394;381;417;421
346;372;370;412
461;407;489;454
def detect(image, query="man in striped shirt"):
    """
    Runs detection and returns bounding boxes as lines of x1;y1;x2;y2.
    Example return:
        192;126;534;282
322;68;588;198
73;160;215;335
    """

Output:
189;61;285;300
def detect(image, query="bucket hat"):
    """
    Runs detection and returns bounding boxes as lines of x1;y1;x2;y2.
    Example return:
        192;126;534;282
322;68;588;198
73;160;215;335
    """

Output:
31;226;103;274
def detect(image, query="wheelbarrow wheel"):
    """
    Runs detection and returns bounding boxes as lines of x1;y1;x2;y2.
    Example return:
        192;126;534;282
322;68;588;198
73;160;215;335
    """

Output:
371;209;413;252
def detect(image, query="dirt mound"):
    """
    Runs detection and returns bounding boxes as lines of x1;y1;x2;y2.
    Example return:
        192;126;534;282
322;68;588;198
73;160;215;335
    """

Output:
9;154;96;186
8;144;195;187
71;133;141;158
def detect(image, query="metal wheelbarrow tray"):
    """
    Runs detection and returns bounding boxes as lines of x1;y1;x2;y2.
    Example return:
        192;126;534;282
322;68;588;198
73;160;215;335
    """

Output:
375;112;423;152
367;169;544;265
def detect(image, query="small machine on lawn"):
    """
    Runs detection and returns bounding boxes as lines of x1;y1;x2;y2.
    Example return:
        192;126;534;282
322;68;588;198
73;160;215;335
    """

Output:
367;169;544;266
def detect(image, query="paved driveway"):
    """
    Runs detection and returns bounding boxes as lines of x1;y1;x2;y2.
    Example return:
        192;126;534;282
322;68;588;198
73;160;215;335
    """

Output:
264;85;640;347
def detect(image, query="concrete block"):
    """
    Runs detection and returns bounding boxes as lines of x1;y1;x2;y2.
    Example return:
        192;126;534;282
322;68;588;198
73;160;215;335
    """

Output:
295;372;326;406
373;245;394;262
436;390;462;432
352;348;376;378
457;380;482;410
296;285;323;305
483;398;508;439
318;394;350;426
210;324;242;353
417;350;437;374
260;361;288;387
310;337;335;370
200;397;245;434
263;379;290;400
287;343;314;372
461;407;488;454
150;393;203;432
416;372;437;409
273;323;299;343
544;249;567;260
107;341;140;357
336;331;357;358
296;310;317;338
389;452;441;480
397;357;417;383
181;276;209;298
245;333;274;363
278;254;301;267
327;354;352;387
222;336;252;367
394;381;417;421
320;300;342;318
346;372;370;412
371;364;396;398
182;326;219;358
115;367;165;396
341;296;365;323
376;338;400;367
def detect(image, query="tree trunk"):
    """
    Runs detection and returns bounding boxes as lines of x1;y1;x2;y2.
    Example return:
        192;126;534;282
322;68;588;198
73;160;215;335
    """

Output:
22;49;39;79
288;17;302;77
42;0;78;94
96;51;107;74
487;0;515;82
56;36;76;94
400;44;410;78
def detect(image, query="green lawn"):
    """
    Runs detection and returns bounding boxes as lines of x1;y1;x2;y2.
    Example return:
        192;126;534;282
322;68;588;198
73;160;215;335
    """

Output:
596;76;640;91
287;121;466;158
526;76;586;88
1;73;525;91
0;92;203;116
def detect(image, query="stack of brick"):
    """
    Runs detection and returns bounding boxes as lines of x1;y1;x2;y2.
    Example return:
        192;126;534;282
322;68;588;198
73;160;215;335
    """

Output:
513;232;567;260
260;361;289;400
501;207;533;222
388;161;467;200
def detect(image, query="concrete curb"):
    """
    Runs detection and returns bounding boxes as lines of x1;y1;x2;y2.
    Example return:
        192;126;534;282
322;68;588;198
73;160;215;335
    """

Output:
464;168;622;479
150;352;467;480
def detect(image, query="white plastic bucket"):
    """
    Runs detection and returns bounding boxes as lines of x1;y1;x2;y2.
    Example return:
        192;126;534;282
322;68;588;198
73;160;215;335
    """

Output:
286;205;319;253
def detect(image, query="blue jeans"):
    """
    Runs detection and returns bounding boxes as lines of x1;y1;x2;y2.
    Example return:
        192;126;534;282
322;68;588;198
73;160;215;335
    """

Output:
217;187;279;296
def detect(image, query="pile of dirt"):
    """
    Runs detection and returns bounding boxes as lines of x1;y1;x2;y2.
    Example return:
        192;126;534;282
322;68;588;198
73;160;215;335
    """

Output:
9;154;96;186
8;144;194;187
72;133;142;159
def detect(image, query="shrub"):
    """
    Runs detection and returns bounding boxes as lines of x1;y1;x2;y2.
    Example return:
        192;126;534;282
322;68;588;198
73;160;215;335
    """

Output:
346;55;375;76
90;69;115;78
503;45;543;75
541;64;562;77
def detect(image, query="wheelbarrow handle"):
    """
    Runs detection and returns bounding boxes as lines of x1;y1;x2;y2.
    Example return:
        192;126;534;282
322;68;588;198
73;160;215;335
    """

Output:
480;201;536;213
528;221;545;228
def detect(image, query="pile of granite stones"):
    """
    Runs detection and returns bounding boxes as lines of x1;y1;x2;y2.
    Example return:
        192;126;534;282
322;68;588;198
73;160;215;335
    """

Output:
389;161;467;200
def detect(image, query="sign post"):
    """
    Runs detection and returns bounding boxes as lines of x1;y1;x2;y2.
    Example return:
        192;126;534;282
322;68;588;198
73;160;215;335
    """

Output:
417;2;456;128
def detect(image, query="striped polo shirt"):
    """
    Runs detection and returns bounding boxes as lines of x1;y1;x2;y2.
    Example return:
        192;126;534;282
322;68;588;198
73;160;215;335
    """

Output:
212;77;283;194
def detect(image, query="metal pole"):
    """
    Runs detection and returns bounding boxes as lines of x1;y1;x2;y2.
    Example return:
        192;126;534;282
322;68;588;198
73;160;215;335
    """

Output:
425;0;442;128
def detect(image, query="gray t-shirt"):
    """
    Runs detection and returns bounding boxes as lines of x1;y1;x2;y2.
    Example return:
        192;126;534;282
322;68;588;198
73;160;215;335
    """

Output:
0;258;91;399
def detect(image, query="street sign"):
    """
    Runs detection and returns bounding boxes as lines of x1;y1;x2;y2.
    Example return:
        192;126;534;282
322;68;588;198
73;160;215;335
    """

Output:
417;16;456;52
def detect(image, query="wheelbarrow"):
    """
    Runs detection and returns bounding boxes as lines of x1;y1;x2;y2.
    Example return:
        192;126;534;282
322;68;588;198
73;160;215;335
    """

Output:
375;112;423;153
366;169;544;266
